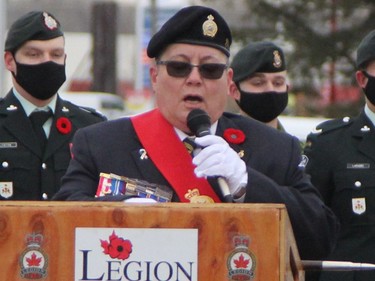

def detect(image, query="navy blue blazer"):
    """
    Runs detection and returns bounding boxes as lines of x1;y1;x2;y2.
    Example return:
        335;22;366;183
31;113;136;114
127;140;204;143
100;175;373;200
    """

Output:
53;111;338;260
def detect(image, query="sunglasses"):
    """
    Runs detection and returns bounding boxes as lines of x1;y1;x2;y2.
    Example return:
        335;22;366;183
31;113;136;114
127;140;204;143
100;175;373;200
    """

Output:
156;60;228;79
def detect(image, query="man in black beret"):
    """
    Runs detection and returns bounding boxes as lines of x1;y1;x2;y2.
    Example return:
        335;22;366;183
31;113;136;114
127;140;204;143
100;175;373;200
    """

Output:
230;41;288;130
1;11;107;201
53;5;338;264
304;29;375;281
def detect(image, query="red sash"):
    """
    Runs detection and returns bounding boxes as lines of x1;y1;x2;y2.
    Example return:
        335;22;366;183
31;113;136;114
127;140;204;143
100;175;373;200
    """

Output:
131;109;221;203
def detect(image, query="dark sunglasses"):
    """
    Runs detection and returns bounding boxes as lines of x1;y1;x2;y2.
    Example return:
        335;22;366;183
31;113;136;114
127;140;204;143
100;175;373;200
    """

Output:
156;60;228;79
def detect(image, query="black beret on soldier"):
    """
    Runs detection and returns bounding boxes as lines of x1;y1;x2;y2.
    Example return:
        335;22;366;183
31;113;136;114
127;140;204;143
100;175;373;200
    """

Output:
5;11;63;53
356;29;375;69
147;5;232;58
231;41;286;83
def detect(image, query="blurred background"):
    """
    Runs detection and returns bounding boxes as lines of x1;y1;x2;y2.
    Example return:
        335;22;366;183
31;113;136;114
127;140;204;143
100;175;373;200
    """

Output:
1;0;375;134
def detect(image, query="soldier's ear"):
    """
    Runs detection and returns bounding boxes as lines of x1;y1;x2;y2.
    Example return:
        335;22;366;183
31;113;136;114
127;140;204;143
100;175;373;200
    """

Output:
4;51;16;72
356;70;367;88
229;80;240;100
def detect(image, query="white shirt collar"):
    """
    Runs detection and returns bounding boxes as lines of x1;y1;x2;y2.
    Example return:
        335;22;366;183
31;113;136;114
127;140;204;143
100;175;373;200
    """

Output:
12;88;57;116
364;104;375;127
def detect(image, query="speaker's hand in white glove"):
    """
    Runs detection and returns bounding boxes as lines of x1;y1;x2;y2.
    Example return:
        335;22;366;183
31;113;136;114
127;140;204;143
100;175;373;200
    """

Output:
193;135;247;195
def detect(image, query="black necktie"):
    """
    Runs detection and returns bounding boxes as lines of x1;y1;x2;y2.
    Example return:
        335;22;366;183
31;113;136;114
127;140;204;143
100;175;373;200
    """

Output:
183;137;197;156
29;110;52;151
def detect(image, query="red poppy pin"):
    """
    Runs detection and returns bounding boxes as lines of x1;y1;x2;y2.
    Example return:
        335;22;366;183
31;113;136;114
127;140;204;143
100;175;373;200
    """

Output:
101;231;133;260
56;117;72;134
223;128;246;144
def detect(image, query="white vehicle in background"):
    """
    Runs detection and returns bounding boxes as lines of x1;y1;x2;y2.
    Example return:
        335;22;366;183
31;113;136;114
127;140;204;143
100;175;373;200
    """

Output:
278;115;329;142
59;91;126;120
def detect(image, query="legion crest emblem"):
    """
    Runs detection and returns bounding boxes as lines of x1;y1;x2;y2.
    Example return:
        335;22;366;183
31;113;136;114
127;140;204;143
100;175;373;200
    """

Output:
184;188;214;203
19;233;48;279
227;235;256;280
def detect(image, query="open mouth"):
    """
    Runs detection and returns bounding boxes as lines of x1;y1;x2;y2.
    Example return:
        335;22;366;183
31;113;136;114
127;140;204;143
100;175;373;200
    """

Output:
184;95;203;102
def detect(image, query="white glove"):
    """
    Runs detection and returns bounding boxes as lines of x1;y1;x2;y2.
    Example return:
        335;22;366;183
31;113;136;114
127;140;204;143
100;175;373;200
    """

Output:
193;135;248;195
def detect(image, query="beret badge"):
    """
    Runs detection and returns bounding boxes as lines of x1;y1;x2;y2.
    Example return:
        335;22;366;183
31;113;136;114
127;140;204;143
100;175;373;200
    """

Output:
273;50;282;68
43;12;58;30
202;15;218;38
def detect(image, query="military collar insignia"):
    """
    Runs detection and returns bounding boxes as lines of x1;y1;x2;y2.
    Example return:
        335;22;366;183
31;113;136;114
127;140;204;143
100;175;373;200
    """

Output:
6;105;18;111
202;14;218;38
43;12;58;30
311;128;322;134
62;106;69;112
273;50;283;68
360;125;371;132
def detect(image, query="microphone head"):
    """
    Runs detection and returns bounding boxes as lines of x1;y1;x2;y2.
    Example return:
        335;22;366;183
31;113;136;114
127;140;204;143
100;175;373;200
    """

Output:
187;109;211;136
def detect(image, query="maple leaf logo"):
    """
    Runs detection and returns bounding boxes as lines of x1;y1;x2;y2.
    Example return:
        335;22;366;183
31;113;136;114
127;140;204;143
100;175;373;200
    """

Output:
26;252;42;267
234;254;250;269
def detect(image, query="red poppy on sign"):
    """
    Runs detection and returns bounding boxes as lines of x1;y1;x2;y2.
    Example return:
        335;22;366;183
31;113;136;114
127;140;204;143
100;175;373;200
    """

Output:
100;231;133;260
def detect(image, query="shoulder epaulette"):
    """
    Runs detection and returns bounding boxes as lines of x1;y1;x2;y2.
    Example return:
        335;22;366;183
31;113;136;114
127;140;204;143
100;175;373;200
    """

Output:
311;117;353;135
78;106;107;120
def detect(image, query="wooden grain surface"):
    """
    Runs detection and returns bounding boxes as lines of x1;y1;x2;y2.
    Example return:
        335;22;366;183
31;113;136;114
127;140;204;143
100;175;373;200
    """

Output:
0;202;304;281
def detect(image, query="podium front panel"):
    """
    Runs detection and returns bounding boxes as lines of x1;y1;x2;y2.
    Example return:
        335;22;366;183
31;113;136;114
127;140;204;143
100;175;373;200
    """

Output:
0;202;303;280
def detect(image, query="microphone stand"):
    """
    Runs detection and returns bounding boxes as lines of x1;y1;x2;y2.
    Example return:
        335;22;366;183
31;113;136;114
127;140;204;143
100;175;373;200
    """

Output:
302;260;375;271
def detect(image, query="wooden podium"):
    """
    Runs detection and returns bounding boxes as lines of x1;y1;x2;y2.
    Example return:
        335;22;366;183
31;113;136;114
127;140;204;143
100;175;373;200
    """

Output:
0;202;304;280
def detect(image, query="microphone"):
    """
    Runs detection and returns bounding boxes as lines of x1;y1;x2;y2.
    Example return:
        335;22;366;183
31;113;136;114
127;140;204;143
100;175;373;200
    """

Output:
187;109;233;203
302;260;375;271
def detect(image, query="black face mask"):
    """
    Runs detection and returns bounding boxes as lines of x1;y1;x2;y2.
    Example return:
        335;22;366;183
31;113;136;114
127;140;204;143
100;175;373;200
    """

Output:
236;90;288;123
13;60;66;100
363;71;375;105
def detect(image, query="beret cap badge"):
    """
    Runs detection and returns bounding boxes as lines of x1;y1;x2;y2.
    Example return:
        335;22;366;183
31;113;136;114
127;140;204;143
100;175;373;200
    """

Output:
43;12;58;30
146;6;232;58
202;15;218;38
273;50;283;68
5;11;63;53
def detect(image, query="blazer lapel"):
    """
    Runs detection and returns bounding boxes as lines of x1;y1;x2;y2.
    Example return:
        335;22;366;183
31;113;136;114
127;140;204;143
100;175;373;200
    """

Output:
216;115;251;163
1;92;42;156
354;112;375;162
44;97;74;159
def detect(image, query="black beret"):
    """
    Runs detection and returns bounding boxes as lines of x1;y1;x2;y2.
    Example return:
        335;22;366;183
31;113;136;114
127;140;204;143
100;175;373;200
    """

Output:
231;41;286;83
5;11;63;53
356;30;375;69
147;6;231;58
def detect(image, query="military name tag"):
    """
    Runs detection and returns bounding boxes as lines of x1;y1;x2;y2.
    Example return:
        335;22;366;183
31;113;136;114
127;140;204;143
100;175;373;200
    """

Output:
347;163;370;169
0;142;17;148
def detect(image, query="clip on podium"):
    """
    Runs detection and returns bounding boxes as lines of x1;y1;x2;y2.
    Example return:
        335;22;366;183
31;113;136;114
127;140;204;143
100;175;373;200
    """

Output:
0;202;304;280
